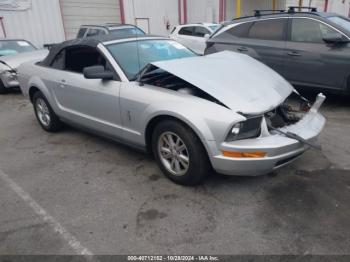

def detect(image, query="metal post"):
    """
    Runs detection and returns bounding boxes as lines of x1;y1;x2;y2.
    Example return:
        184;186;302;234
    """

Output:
223;0;226;20
178;0;182;24
119;0;125;24
324;0;329;12
298;0;303;11
272;0;276;11
236;0;241;18
183;0;187;24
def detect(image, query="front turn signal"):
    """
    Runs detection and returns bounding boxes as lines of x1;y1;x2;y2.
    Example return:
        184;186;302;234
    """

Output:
222;151;266;158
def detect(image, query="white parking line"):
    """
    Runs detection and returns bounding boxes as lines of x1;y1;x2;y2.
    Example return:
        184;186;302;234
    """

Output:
0;168;95;257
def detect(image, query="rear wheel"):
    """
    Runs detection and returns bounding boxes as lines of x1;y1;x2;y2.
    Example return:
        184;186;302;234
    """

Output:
33;91;62;132
152;120;211;186
0;79;7;94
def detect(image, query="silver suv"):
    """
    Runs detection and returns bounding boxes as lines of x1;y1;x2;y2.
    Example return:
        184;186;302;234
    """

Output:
206;7;350;94
77;23;145;39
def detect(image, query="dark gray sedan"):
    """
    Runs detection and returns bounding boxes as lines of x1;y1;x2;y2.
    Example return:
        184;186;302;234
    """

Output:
205;8;350;94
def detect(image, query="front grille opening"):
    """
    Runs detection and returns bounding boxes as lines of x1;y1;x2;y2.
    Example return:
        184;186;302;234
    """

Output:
265;92;310;130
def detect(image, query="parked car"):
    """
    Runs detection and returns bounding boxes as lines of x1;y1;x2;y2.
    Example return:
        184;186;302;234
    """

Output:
170;23;219;54
18;35;325;185
77;23;146;39
0;39;48;94
205;7;350;94
0;39;36;57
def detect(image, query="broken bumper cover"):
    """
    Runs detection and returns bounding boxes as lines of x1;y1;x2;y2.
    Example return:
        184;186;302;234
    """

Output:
211;94;326;176
0;70;19;88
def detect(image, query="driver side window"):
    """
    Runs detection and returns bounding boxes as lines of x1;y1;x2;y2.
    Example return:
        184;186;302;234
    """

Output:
50;46;119;80
193;26;210;37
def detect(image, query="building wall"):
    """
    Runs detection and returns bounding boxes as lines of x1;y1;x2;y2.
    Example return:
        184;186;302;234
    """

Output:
187;0;220;23
0;0;65;48
226;0;286;19
123;0;179;36
286;0;325;11
60;0;121;40
326;0;350;17
286;0;350;17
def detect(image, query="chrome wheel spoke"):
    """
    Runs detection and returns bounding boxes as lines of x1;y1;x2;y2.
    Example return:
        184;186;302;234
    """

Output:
37;103;43;112
170;158;176;170
162;135;171;147
174;159;181;172
44;114;51;124
160;147;172;159
177;143;186;152
175;136;181;147
167;134;175;147
179;154;189;167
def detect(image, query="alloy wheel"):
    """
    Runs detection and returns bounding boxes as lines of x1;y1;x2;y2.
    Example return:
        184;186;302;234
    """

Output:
35;98;51;127
157;131;190;176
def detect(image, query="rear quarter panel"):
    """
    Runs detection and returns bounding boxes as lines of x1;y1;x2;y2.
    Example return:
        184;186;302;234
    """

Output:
18;62;60;113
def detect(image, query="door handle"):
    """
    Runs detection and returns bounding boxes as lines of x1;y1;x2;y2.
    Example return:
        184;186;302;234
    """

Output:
287;51;301;57
237;46;248;52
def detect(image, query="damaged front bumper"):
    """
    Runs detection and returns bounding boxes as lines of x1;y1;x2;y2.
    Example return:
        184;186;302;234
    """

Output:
0;70;19;88
211;93;326;176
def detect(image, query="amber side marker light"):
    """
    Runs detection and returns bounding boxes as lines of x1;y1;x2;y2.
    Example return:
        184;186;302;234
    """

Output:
222;151;266;158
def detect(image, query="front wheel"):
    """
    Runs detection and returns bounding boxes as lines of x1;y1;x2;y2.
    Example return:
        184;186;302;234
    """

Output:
152;120;211;186
33;91;62;132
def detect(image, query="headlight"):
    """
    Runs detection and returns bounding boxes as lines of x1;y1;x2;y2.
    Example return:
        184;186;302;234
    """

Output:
226;116;262;141
1;70;17;82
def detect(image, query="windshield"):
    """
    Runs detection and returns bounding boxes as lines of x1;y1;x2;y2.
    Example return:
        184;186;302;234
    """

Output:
110;27;145;37
328;16;350;32
0;40;36;56
106;39;196;80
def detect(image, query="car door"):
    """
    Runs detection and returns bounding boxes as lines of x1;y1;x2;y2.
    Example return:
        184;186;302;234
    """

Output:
192;26;211;54
284;17;350;91
174;26;196;52
50;46;123;137
238;18;288;76
210;19;288;77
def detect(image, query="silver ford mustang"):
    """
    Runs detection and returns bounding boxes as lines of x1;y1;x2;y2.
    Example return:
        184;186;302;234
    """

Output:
18;35;326;185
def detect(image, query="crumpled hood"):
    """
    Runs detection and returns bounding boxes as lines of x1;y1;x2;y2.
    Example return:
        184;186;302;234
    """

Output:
151;51;293;115
0;49;48;70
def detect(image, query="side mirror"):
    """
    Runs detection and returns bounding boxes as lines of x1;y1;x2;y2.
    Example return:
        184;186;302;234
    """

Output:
323;32;349;44
83;65;114;80
204;34;210;40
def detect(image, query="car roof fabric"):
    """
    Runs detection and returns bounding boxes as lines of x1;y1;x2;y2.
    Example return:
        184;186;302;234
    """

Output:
41;35;161;66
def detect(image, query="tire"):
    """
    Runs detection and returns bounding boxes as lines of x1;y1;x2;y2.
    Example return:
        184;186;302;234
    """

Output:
152;120;211;186
33;91;62;132
0;79;7;94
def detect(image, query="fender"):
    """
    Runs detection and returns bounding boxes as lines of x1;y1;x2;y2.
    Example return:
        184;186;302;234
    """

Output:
140;99;246;157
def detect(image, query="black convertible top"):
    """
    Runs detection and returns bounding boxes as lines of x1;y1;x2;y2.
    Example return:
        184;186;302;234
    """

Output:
41;34;164;66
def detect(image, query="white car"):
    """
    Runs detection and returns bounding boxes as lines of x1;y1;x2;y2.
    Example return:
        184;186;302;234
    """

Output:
169;23;219;54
